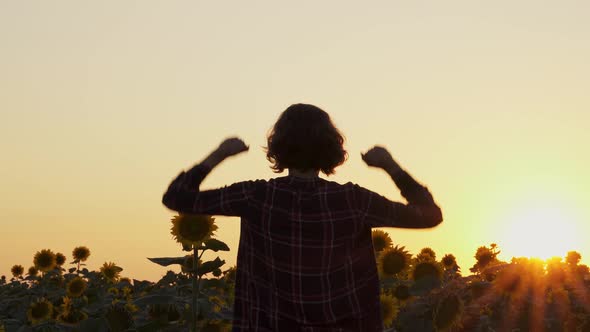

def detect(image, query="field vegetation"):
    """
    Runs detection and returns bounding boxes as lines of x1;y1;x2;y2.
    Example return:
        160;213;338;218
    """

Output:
1;216;589;331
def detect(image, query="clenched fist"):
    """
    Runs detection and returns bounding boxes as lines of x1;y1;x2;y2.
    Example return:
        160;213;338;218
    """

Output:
361;146;400;172
217;137;249;159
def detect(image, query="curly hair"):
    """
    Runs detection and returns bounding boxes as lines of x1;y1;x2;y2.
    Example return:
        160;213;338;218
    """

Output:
265;104;347;175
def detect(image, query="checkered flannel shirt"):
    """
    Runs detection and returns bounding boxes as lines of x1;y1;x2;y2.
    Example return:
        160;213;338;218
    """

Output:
162;164;442;331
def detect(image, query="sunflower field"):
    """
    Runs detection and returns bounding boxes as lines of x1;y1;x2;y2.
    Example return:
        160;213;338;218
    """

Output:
2;217;590;331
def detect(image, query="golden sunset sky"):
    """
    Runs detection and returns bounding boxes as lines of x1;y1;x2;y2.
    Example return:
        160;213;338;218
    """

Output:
1;1;589;281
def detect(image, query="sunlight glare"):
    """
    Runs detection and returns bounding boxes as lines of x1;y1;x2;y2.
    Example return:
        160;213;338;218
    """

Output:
498;204;582;261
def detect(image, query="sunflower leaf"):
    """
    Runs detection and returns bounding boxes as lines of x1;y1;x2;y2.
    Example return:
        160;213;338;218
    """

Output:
202;239;230;252
147;257;186;267
198;257;225;276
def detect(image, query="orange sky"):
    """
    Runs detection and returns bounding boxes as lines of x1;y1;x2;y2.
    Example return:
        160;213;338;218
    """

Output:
1;1;589;281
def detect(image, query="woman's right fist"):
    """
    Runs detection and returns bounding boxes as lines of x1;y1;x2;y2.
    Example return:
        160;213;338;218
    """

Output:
217;137;249;159
361;146;398;170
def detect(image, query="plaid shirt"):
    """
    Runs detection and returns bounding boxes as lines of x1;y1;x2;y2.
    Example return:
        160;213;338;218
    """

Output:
162;164;442;332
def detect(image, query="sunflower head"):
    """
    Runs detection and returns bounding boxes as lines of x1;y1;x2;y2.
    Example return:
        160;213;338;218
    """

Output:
378;245;412;278
471;245;500;273
28;266;38;277
433;292;463;331
57;309;88;325
170;214;217;247
411;260;443;281
100;262;122;283
11;265;24;278
122;286;133;298
55;253;67;266
67;277;87;297
380;293;399;328
72;246;91;262
33;249;57;272
441;254;458;269
417;247;437;261
57;296;88;324
372;230;393;252
27;298;53;325
119;277;132;285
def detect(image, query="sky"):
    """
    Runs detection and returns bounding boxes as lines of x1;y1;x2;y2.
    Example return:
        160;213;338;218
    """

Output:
1;1;589;282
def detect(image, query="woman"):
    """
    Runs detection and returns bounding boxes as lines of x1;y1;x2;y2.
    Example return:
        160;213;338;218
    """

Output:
162;103;443;331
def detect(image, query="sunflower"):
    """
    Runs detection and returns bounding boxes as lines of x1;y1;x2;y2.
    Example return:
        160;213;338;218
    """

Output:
100;262;122;283
441;254;457;269
72;246;91;262
27;298;53;325
470;245;500;273
433;292;463;331
28;266;38;277
122;286;132;298
170;214;217;247
55;253;66;266
56;296;88;324
61;296;72;310
417;247;437;261
411;260;443;281
33;249;57;272
119;277;132;284
378;245;412;277
380;293;399;328
57;309;88;325
372;230;393;252
11;265;24;278
67;277;87;297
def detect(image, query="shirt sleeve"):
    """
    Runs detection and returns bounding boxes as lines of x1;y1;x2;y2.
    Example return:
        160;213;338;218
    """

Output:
162;164;260;217
354;170;443;229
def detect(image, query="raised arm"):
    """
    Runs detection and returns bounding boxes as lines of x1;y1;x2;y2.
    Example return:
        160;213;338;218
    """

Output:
356;146;443;229
162;137;256;216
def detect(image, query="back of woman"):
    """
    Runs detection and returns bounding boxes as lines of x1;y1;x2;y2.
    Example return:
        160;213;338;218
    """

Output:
162;104;443;331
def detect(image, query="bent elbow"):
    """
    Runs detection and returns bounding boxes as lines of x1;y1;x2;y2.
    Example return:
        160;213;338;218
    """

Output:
424;207;443;228
162;191;176;211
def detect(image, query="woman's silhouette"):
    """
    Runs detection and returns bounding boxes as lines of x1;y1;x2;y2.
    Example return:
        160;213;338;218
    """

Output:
162;103;443;331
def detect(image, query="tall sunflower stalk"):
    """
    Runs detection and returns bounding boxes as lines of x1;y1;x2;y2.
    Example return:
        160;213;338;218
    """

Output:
192;245;199;332
170;214;218;332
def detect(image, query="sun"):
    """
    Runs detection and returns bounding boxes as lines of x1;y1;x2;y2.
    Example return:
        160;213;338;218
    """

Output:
498;204;582;261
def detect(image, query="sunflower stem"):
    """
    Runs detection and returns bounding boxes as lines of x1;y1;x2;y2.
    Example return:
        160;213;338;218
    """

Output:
192;245;199;332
